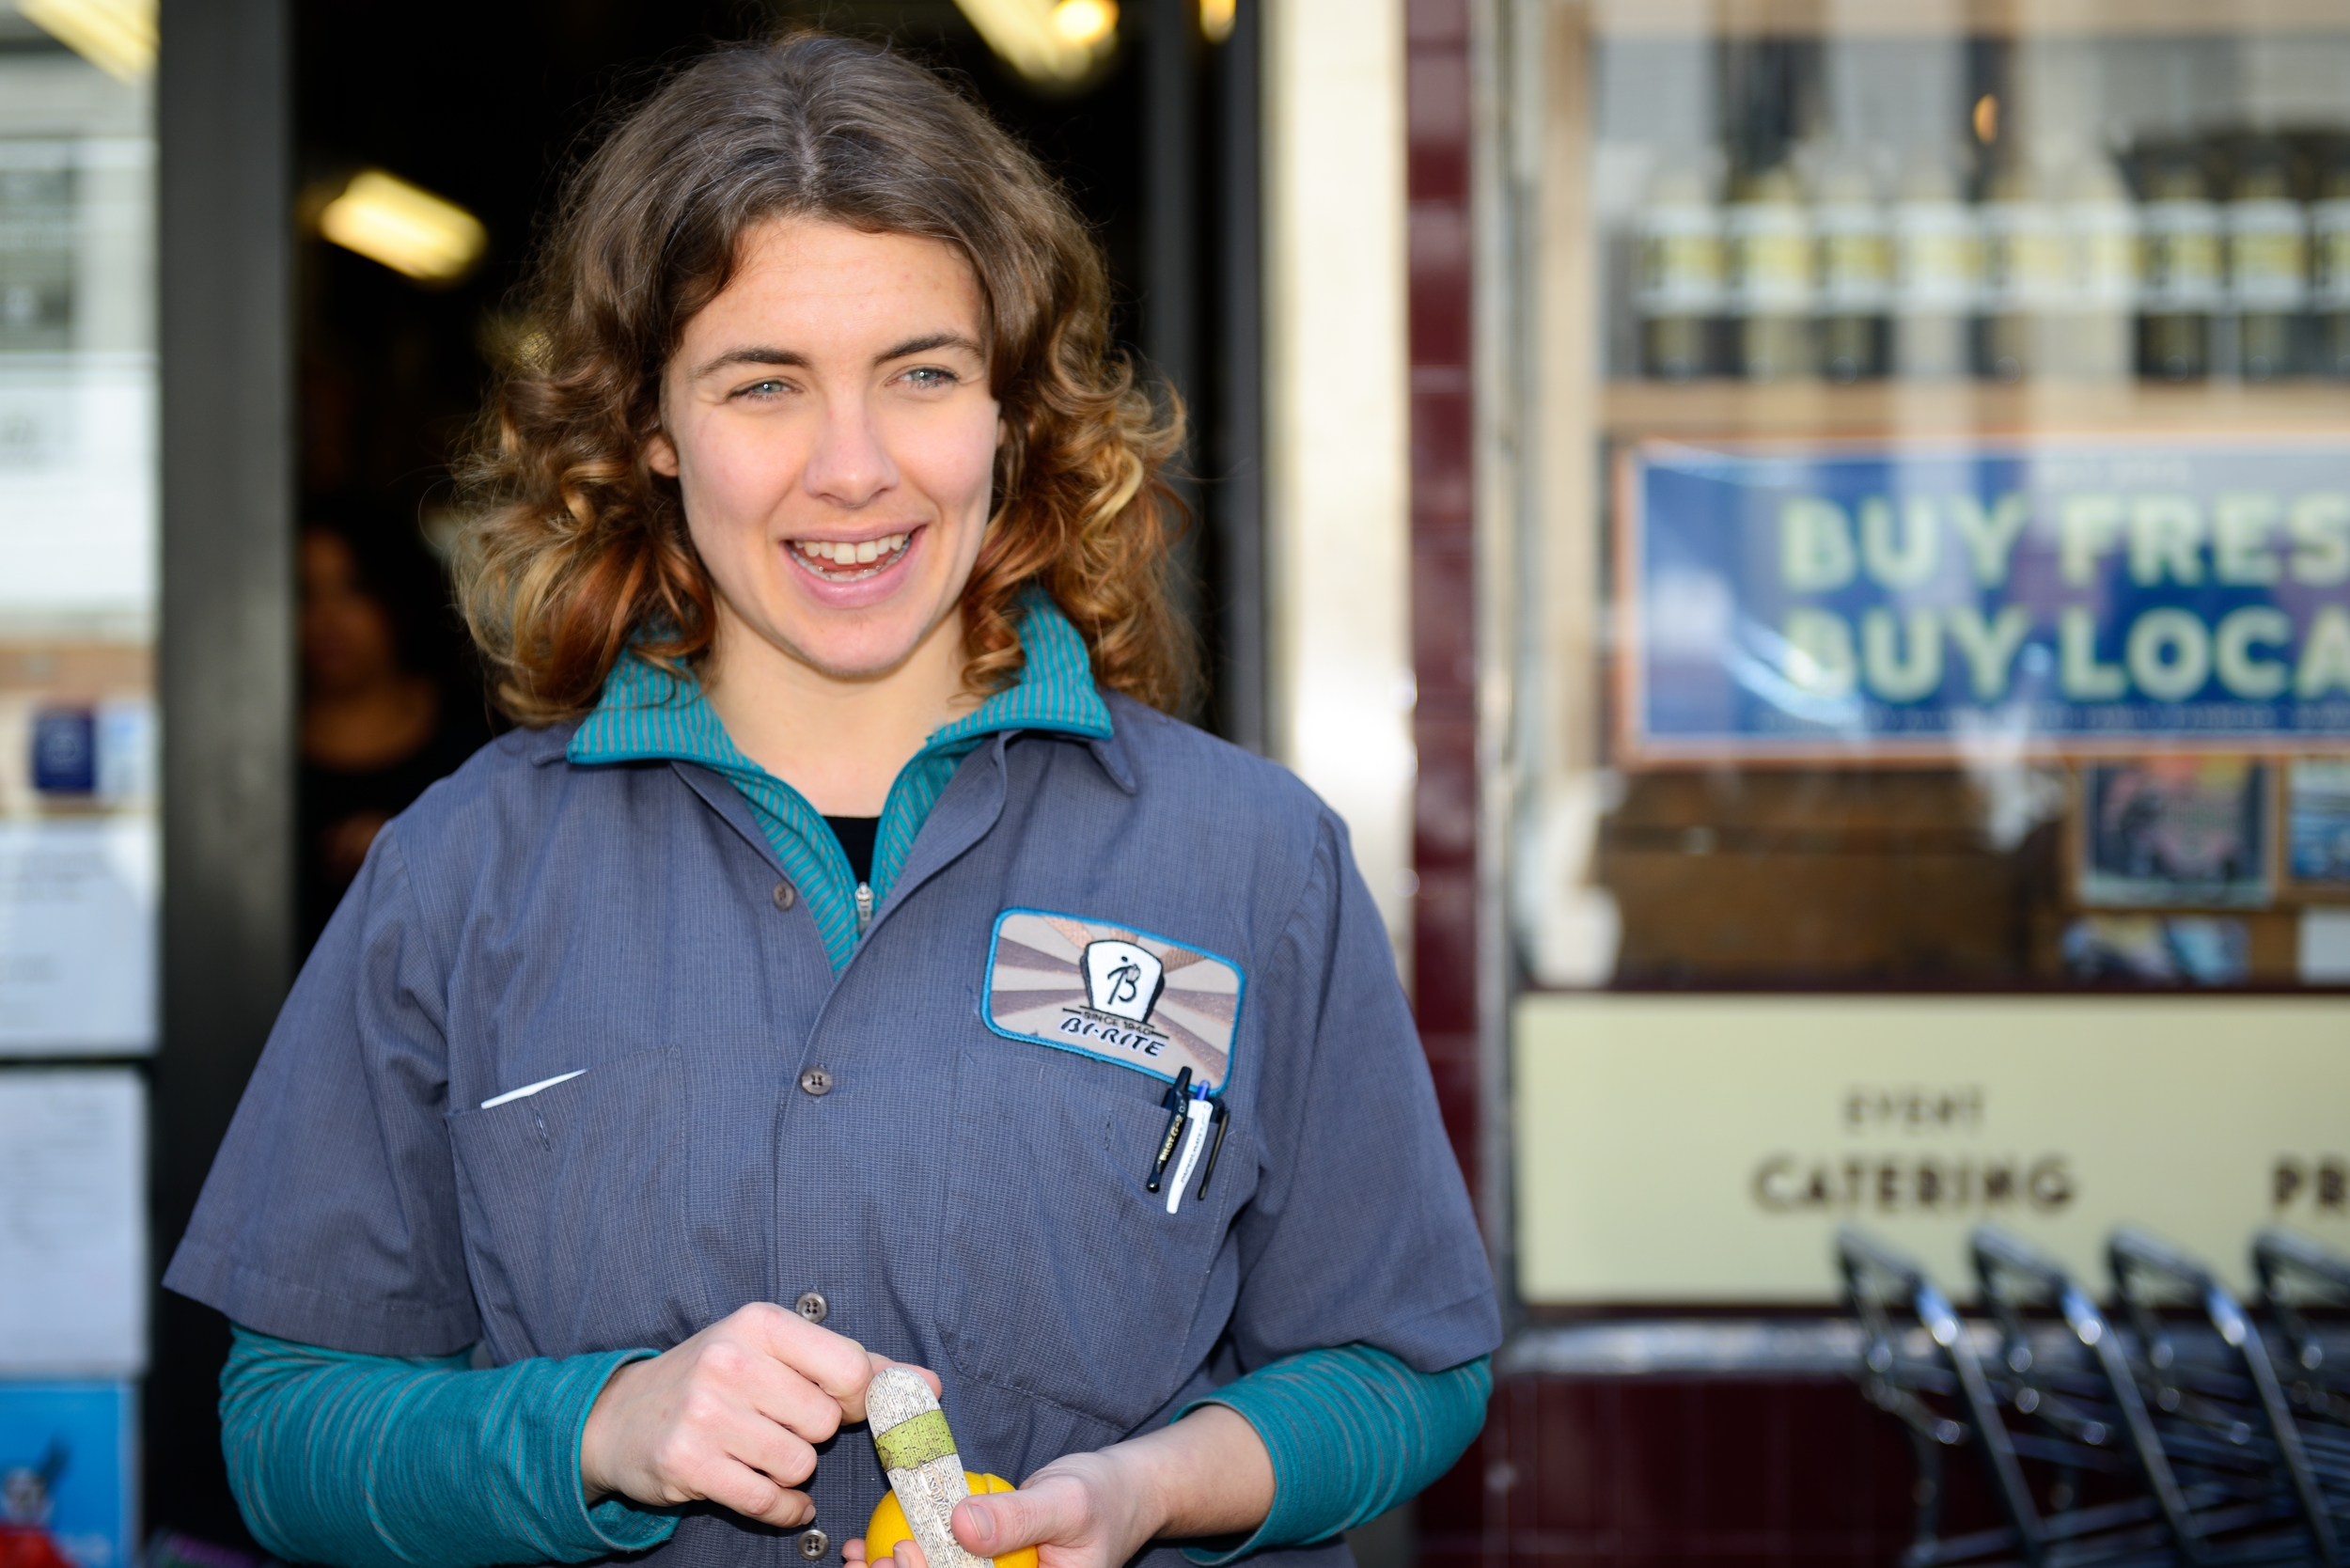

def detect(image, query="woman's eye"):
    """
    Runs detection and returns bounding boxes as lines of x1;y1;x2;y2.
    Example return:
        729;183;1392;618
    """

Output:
901;367;957;390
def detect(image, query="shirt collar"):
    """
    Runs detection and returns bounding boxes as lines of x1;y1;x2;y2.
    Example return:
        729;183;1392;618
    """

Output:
568;591;1114;772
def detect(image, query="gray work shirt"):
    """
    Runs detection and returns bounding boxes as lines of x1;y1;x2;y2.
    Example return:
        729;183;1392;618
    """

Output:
166;694;1500;1568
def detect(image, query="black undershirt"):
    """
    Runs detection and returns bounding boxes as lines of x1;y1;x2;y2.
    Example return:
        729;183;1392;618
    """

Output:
823;815;879;886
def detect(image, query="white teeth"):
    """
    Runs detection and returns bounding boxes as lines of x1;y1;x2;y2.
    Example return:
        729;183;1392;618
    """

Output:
792;532;912;573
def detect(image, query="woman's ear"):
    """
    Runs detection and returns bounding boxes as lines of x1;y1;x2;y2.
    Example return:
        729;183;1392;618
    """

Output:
648;429;680;478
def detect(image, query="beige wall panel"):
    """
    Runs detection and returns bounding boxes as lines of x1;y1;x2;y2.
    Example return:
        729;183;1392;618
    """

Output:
1516;993;2350;1301
1263;0;1415;954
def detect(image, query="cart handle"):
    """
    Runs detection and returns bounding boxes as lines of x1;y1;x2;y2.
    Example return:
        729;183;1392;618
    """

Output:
2254;1227;2350;1297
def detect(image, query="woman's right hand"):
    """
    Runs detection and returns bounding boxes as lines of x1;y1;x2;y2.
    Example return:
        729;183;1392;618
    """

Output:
579;1302;941;1527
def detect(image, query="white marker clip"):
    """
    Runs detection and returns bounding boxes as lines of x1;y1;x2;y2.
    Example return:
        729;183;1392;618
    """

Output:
1165;1090;1215;1215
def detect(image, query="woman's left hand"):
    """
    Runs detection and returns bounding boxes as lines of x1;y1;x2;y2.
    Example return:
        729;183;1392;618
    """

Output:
844;1403;1274;1568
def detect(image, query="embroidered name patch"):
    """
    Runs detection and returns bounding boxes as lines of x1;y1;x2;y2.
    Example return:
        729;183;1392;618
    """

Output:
983;909;1243;1092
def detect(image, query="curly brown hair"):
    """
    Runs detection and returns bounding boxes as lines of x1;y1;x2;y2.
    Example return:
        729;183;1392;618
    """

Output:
453;32;1188;725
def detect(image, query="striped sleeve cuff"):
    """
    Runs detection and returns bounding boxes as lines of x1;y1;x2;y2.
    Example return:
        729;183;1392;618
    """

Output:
223;1327;678;1566
1172;1346;1492;1566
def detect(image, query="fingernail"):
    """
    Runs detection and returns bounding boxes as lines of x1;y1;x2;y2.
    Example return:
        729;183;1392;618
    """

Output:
963;1501;994;1547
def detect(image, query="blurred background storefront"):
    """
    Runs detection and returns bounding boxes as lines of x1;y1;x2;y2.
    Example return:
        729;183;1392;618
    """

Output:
0;0;2345;1564
1432;0;2350;1560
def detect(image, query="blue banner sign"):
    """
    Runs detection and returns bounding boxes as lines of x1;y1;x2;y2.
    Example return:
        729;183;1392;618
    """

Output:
1622;436;2350;761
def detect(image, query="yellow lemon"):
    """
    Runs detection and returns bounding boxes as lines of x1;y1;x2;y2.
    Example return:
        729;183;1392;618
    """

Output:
862;1472;1037;1568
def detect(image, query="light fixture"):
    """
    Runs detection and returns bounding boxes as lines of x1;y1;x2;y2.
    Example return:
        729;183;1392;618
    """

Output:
1200;0;1235;44
952;0;1119;87
318;170;487;285
1051;0;1116;47
18;0;155;82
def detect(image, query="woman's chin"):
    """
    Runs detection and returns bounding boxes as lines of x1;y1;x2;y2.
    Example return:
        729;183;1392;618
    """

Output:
753;604;954;686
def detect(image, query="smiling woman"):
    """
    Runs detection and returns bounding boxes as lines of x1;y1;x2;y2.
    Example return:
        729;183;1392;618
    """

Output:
644;221;1009;810
455;36;1185;733
164;29;1496;1568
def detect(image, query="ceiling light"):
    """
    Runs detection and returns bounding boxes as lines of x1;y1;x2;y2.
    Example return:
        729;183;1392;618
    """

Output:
1051;0;1116;48
953;0;1118;87
1200;0;1235;44
18;0;155;82
318;170;487;285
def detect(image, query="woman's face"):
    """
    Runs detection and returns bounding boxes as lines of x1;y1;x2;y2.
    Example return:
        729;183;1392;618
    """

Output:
650;218;1002;683
301;528;400;696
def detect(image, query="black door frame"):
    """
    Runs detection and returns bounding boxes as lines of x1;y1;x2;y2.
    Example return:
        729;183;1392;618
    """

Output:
151;0;294;1542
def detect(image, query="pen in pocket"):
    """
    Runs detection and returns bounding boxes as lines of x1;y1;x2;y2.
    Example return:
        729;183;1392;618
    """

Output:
1164;1087;1215;1216
1145;1066;1193;1192
1196;1097;1230;1200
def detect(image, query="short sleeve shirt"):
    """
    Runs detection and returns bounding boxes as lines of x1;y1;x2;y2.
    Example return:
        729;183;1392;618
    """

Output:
165;694;1501;1568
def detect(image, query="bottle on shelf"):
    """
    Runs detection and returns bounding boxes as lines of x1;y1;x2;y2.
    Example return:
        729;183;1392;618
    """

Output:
2137;143;2223;381
1889;149;1982;380
1726;162;1815;381
1635;157;1725;382
2225;134;2308;382
2054;143;2138;381
1810;149;1889;383
2311;137;2350;379
1980;148;2067;382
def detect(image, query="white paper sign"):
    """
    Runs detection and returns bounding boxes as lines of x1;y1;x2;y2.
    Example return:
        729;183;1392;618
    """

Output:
0;818;156;1055
0;1069;147;1373
0;353;157;624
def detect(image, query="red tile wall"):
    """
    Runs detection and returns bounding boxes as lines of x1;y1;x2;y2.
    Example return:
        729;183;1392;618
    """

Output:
1400;6;1921;1560
1405;0;1479;1182
1418;1379;1937;1568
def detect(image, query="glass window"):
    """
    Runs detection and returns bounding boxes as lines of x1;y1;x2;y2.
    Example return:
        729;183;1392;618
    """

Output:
0;7;156;1500
1500;2;2350;1306
0;8;158;1057
1527;11;2350;994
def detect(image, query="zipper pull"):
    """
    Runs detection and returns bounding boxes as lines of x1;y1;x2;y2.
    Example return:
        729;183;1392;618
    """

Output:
854;881;874;935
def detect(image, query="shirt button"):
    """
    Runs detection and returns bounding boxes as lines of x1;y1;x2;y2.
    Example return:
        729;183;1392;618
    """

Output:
773;880;797;911
798;1066;833;1097
794;1291;828;1325
797;1528;829;1560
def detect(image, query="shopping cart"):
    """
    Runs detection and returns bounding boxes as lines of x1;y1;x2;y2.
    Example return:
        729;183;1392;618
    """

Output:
1840;1227;1993;1564
2253;1230;2350;1530
2104;1227;2341;1566
1972;1225;2325;1567
1839;1227;2176;1568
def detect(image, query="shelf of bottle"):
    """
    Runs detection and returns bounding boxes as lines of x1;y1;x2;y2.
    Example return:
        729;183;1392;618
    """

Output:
1600;377;2350;441
1590;0;2350;38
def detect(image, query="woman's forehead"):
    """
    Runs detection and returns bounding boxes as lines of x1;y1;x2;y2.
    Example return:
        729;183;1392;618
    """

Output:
697;218;985;342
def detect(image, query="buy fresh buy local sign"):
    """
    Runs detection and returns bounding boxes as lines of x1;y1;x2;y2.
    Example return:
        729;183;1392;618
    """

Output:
1620;436;2350;760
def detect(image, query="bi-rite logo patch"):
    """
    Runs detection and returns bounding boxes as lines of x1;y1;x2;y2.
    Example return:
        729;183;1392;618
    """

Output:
983;909;1242;1091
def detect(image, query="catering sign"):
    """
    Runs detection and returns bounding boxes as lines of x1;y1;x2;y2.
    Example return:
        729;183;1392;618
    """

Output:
1620;435;2350;761
1513;994;2350;1303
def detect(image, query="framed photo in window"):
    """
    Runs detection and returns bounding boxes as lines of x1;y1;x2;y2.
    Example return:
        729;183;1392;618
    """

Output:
2074;758;2271;909
2282;757;2350;902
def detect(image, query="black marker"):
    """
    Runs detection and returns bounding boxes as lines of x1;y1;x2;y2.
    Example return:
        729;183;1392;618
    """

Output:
1195;1098;1231;1200
1145;1067;1194;1192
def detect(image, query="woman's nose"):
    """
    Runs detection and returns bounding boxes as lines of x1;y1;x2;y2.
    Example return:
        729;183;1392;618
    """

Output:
801;396;899;509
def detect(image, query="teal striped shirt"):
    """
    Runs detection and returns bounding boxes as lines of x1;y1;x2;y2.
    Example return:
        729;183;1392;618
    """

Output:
217;595;1493;1564
221;1332;1490;1567
568;593;1111;970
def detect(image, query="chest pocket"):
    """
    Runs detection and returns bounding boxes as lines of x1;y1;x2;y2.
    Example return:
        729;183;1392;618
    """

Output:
935;1045;1232;1432
445;1044;696;1362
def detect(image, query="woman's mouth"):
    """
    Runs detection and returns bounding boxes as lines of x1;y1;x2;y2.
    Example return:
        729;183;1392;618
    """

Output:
787;529;916;583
